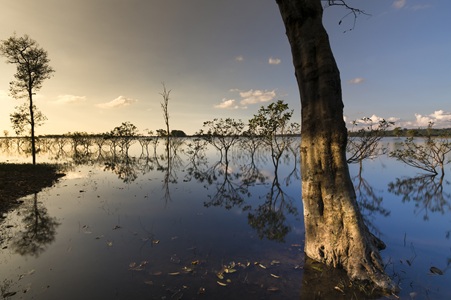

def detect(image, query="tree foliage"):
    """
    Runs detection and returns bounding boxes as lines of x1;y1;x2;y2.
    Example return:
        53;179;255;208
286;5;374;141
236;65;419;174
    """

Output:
10;103;47;136
248;100;300;166
0;34;54;164
390;123;451;176
347;117;393;164
199;118;244;161
0;34;54;100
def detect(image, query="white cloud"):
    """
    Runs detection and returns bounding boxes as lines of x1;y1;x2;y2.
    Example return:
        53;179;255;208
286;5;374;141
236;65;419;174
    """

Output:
393;0;406;9
97;96;138;109
413;110;451;127
235;55;244;62
430;110;451;121
55;94;87;104
348;77;365;84
215;89;277;109
384;110;451;129
268;57;281;65
214;98;239;110
239;89;276;105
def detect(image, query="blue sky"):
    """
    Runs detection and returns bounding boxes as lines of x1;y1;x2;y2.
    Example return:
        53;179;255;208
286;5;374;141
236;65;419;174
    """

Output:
1;0;450;135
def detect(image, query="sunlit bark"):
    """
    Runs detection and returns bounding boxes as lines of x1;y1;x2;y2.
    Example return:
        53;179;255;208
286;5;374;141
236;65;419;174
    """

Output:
276;0;397;292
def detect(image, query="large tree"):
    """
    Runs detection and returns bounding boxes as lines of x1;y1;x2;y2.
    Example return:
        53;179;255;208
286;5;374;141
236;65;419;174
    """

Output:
0;34;54;165
275;0;397;292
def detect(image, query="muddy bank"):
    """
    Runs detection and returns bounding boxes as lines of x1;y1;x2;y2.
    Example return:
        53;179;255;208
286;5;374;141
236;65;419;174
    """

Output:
0;163;65;216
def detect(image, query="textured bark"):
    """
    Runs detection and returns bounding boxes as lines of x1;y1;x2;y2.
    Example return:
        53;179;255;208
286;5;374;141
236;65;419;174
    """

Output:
275;0;397;292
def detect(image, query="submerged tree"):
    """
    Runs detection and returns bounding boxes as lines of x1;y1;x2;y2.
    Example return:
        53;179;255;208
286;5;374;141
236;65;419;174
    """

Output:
199;118;245;163
347;117;393;174
390;123;451;176
275;0;396;292
160;83;171;140
0;34;55;165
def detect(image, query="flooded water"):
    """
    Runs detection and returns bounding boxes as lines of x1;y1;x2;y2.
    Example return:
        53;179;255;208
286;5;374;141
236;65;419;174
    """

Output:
0;137;450;299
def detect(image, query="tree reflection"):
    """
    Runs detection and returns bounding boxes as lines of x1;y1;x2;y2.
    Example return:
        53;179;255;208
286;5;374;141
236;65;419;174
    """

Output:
11;193;59;257
185;137;300;242
104;155;139;183
388;174;451;220
248;172;297;242
352;172;390;237
247;143;299;242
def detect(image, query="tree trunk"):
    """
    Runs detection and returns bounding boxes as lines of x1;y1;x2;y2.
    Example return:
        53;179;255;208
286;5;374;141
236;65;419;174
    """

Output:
29;90;36;165
275;0;397;292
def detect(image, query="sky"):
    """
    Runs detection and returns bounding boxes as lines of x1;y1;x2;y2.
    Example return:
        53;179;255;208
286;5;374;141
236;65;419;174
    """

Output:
1;0;450;136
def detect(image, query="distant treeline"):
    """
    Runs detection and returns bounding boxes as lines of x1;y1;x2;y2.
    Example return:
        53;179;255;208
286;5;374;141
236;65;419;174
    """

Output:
349;127;451;138
2;128;451;139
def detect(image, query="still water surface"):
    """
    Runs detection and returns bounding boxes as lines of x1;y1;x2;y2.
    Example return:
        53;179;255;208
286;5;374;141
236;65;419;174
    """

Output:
0;137;450;299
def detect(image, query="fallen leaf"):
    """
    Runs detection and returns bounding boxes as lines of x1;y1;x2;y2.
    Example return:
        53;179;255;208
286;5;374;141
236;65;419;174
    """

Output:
224;268;236;274
270;273;280;279
168;272;180;276
430;266;444;275
267;287;279;292
258;263;267;269
217;281;227;287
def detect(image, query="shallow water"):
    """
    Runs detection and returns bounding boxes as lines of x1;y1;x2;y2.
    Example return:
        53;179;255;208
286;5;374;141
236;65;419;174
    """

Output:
0;137;450;299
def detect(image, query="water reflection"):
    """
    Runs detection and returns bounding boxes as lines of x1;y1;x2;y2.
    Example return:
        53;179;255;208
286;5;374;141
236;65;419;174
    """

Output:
388;174;451;221
2;137;451;299
11;193;59;257
352;171;390;237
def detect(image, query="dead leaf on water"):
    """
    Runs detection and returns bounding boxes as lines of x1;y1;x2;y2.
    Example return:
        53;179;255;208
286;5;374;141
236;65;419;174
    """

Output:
107;241;113;247
217;281;227;287
224;268;236;274
267;287;280;292
169;272;180;276
258;263;267;269
430;266;444;275
270;273;280;279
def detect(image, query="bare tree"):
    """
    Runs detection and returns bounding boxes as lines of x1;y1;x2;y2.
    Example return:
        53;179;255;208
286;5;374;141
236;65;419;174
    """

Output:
159;83;171;140
275;0;397;292
0;34;54;165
